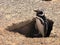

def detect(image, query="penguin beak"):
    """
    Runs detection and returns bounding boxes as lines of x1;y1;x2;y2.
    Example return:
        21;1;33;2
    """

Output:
34;10;39;12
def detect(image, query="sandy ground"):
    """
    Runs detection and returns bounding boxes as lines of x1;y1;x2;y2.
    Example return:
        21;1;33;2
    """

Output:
0;0;60;45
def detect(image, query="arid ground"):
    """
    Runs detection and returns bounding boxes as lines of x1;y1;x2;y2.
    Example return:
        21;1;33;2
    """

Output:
0;0;60;45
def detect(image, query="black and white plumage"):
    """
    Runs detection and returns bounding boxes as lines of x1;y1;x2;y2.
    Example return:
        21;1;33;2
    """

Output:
34;10;48;37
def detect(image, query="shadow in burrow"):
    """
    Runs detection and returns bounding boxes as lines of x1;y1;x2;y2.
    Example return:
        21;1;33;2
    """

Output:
6;18;54;38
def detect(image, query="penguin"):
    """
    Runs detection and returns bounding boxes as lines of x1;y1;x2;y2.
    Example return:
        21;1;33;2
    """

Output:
34;9;48;37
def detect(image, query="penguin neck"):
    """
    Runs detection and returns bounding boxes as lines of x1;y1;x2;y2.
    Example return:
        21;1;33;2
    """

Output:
37;15;46;22
36;16;44;25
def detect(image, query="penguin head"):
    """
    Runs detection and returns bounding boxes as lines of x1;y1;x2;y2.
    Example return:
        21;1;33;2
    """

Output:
34;9;45;17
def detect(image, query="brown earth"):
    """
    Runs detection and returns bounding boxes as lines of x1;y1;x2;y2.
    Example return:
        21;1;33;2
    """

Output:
0;0;60;45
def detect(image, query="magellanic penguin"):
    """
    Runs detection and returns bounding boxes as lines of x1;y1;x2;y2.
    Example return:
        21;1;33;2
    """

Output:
34;9;48;37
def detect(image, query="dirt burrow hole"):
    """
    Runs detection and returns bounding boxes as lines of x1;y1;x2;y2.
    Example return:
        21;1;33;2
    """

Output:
6;18;54;38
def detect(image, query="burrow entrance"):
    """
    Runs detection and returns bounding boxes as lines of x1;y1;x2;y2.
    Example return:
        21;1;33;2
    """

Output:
6;18;54;38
